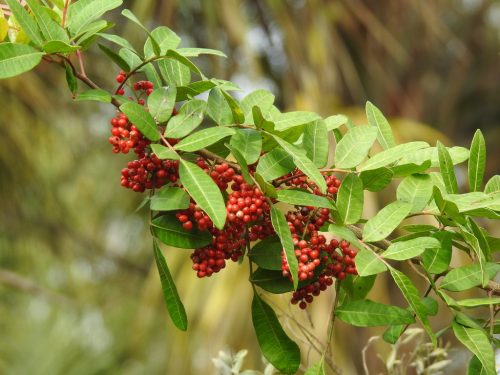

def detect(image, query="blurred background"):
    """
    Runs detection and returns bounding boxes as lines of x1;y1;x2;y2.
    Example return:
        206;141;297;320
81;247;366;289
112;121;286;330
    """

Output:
1;0;499;374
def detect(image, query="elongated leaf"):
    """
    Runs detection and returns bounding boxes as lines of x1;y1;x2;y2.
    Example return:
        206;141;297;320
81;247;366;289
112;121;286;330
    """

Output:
440;262;500;292
325;114;347;130
164;99;205;138
64;61;78;95
273;136;327;193
120;102;159;141
43;40;81;54
397;174;433;213
5;0;43;46
359;167;393;192
151;214;212;248
337;299;415;327
468;355;488;375
468;129;486;192
437;141;459;194
484;175;500;194
249;236;282;271
230;129;262;164
363;201;412;242
303;119;328;168
97;32;136;52
153;240;188;330
421;231;452;274
360;142;429;171
25;0;67;42
276;189;333;209
270;205;298;288
225;143;253;184
256;149;295;181
144;26;180;58
150;144;179;160
400;146;470;167
457;297;500;308
304;361;325;375
337;174;364;224
98;43;130;71
240;89;275;123
273;111;320;131
460;225;488;287
254;173;277;198
251;292;300;374
176;127;235;152
150;187;190;211
179;160;226;229
390;268;436;345
341;275;377;302
382;237;439;261
119;48;142;70
74;88;111;103
334;126;378;169
355;248;387;276
365;101;396;150
250;268;293;294
76;20;111;46
176;47;226;57
0;43;44;79
147;86;177;123
158;59;190;86
328;224;364;251
390;160;432;178
221;90;244;124
206;87;233;125
67;0;122;36
452;322;495;375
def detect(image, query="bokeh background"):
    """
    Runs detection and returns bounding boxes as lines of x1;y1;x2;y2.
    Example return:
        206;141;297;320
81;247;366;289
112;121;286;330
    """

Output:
1;0;499;374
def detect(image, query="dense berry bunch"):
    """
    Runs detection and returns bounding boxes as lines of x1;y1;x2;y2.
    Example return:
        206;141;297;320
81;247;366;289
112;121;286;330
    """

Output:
281;169;341;198
226;183;269;224
176;202;214;231
109;112;149;154
196;159;237;190
120;155;179;192
291;274;334;309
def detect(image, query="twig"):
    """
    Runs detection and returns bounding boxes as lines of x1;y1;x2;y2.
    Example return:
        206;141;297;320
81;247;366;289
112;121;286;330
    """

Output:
61;0;71;27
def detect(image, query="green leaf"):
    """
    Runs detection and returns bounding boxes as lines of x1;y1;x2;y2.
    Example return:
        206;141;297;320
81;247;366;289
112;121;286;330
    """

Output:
147;85;177;123
67;0;123;37
273;111;320;131
64;61;77;96
179;160;227;229
5;0;43;47
150;187;190;211
484;175;500;194
240;89;275;123
468;130;486;192
432;186;462;221
437;141;459;194
144;26;180;58
304;361;325;375
334;126;378;169
337;299;415;327
43;40;81;54
119;48;142;70
382;237;439;261
452;322;495;375
383;325;405;344
303;119;328;168
221;90;245;124
422;297;439;316
151;213;212;249
328;224;365;251
175;127;235;152
360;142;429;171
460;224;488;287
270;204;298;289
363;201;412;242
250;268;293;294
468;355;488;375
229;129;262;164
337;174;364;224
119;102;159;141
440;262;500;292
421;231;452;274
365;101;396;150
253;105;275;131
153;240;188;331
176;80;216;101
75;20;111;47
457;297;500;308
256;149;295;181
0;43;44;79
74;88;111;103
251;292;300;374
400;146;470;167
396;174;433;213
97;33;136;52
150;144;179;160
276;189;333;209
158;59;191;86
390;268;436;345
175;47;226;57
273;136;327;193
390;160;431;178
359;167;393;192
225;144;253;184
355;248;387;276
164;99;205;138
341;275;377;302
25;0;68;42
249;236;283;271
325;114;348;130
98;43;130;71
254;173;277;199
402;224;438;233
164;49;203;77
206;87;233;125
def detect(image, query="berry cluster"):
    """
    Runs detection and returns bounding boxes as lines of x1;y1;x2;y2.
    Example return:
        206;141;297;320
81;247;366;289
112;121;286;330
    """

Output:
281;169;341;198
109;112;149;154
120;156;179;192
176;202;214;231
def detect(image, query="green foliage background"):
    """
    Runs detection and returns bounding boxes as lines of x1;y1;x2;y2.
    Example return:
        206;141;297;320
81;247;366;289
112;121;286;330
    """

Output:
0;1;499;374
